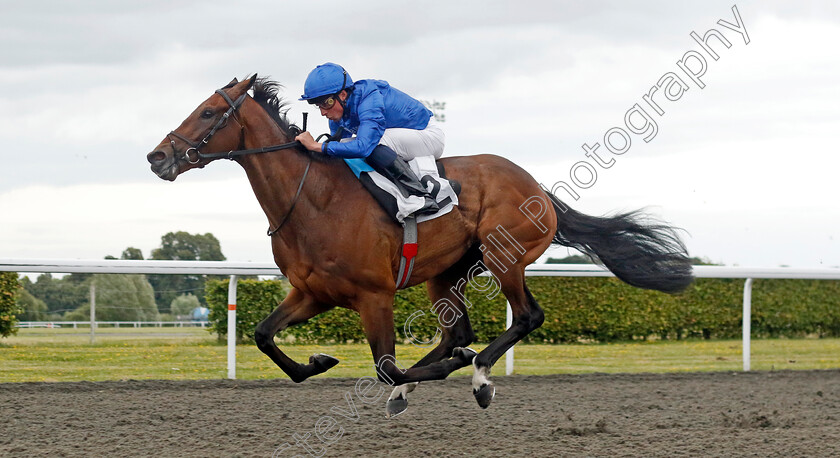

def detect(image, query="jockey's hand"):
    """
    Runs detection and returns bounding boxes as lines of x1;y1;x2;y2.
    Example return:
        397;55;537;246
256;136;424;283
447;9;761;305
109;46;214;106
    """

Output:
295;131;322;153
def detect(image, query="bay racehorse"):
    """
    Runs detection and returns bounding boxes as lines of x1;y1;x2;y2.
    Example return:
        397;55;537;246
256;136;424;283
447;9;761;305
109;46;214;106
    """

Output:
147;75;693;416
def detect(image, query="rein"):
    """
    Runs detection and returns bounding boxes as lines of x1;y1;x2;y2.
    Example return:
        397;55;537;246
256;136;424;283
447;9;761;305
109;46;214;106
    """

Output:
168;85;313;237
267;159;311;237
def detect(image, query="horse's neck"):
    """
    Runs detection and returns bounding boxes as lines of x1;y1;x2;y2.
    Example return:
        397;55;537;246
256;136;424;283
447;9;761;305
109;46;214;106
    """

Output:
235;104;343;236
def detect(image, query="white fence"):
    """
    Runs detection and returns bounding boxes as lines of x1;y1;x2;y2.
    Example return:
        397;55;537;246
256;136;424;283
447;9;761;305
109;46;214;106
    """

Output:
2;258;840;378
513;264;840;372
17;321;207;328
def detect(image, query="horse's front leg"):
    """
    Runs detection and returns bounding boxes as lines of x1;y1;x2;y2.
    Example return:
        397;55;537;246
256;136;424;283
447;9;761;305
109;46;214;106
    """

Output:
254;287;337;383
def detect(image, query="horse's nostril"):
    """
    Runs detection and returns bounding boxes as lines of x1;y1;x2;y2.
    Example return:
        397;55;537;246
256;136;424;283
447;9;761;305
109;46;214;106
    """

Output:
147;150;166;164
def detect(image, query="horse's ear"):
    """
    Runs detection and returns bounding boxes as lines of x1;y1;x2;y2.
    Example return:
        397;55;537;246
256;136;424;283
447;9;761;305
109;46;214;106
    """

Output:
246;73;258;89
223;77;239;89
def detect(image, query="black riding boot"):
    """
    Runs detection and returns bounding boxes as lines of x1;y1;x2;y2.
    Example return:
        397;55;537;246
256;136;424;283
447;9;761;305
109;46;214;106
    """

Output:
367;145;440;215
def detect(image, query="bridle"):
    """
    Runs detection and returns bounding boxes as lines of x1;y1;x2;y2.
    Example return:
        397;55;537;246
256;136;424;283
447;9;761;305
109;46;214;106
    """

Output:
167;89;248;164
167;85;312;236
166;88;307;164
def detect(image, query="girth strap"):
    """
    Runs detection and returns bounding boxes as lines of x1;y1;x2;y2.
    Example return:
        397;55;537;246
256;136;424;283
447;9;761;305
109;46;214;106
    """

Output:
396;216;418;289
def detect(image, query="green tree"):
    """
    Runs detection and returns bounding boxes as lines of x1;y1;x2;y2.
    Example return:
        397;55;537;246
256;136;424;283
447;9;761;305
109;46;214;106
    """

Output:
16;288;48;321
1;272;22;337
22;273;88;315
105;249;144;261
121;247;144;260
170;294;200;318
148;232;226;310
65;274;158;321
151;232;225;261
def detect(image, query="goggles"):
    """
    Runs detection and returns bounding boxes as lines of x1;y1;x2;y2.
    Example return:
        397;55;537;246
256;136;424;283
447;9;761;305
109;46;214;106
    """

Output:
314;96;337;110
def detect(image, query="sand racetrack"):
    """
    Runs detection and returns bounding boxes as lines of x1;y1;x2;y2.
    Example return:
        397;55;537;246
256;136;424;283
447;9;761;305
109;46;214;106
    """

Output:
2;370;839;457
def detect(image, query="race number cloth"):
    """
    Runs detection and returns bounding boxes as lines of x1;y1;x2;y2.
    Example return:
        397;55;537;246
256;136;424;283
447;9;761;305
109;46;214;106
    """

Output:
344;155;459;224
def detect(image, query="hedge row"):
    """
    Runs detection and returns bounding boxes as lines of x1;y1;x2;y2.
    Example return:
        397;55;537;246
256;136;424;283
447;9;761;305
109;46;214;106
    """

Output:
205;277;840;344
1;272;22;338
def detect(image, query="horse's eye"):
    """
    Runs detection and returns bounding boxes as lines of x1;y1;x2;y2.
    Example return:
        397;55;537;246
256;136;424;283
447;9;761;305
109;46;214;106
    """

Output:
200;109;214;119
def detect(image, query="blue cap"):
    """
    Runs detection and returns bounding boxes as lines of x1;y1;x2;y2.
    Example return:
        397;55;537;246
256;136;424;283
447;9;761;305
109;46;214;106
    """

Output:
300;63;353;101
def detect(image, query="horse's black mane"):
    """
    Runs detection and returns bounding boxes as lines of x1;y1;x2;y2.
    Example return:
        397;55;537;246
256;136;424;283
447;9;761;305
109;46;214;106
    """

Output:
251;77;295;134
250;77;331;162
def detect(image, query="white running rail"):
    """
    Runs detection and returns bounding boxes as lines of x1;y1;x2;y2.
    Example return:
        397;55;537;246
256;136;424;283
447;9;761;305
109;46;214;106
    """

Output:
17;321;206;328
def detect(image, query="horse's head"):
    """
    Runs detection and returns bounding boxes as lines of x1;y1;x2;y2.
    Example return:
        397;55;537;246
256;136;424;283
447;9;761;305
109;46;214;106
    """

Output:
147;75;257;181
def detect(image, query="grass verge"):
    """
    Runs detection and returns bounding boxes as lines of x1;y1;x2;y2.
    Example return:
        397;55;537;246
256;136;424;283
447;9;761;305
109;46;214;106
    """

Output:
2;328;839;383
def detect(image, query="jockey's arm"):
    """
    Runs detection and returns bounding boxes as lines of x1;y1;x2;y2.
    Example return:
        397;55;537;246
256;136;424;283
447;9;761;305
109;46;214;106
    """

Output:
322;89;386;158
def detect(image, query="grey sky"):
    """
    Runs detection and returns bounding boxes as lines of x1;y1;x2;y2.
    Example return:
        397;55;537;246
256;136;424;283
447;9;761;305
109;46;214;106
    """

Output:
1;1;839;268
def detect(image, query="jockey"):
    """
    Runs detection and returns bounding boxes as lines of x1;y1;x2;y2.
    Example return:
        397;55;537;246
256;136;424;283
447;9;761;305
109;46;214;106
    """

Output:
295;63;444;215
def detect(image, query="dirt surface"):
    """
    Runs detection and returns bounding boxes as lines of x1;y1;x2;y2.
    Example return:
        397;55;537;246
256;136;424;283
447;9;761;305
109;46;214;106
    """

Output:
2;370;839;457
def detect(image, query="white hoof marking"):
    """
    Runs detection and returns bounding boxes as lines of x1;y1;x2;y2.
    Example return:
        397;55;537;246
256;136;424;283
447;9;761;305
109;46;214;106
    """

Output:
472;359;491;392
388;382;418;402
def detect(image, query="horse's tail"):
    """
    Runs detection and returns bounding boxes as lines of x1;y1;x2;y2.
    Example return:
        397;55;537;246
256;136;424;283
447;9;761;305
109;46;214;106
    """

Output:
545;191;694;294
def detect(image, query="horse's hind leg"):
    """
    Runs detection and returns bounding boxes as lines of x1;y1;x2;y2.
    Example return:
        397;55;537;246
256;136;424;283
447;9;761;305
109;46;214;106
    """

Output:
356;292;477;391
469;205;552;408
254;287;337;383
386;257;479;417
471;273;543;408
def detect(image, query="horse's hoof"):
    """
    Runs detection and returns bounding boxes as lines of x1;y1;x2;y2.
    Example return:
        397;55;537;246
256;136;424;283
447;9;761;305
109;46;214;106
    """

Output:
473;382;495;409
385;397;409;418
310;353;339;372
452;347;477;364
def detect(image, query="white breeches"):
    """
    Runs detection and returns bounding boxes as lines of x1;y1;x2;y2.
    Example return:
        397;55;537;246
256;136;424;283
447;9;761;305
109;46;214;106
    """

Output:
379;117;445;160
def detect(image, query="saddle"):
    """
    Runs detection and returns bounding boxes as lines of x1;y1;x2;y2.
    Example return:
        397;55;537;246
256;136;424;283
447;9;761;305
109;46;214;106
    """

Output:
343;156;461;225
343;156;461;288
